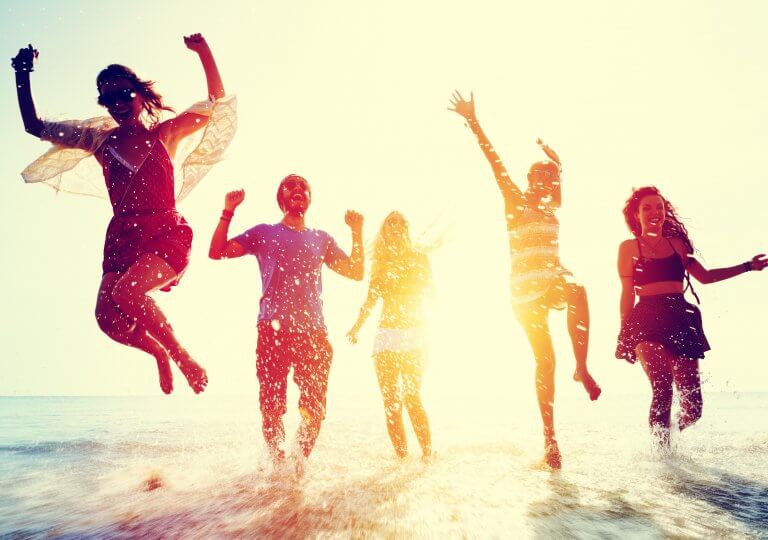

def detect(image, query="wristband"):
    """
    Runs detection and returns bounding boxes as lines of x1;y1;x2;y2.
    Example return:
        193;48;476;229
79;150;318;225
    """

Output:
743;261;752;272
11;59;34;73
221;209;234;222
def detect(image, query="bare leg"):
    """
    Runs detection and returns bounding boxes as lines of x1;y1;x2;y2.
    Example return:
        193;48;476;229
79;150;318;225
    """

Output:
296;409;323;460
110;254;207;393
519;313;561;469
565;283;601;401
401;351;432;460
262;411;286;463
96;273;173;394
636;342;674;447
374;352;407;458
672;358;703;431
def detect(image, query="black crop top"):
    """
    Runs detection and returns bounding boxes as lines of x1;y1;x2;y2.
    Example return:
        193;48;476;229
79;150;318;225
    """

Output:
633;238;686;287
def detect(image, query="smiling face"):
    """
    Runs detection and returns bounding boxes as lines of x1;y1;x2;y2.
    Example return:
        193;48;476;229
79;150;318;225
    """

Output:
637;194;666;236
277;175;311;215
98;77;144;126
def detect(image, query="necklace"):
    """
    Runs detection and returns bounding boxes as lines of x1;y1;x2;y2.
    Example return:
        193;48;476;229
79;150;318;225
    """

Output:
640;235;665;255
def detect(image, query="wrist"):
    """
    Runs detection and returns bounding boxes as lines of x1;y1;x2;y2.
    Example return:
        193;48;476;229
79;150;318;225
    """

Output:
220;208;234;222
743;261;753;272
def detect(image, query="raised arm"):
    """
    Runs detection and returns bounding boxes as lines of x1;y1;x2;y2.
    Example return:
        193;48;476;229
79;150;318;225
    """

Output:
325;211;364;281
347;285;380;344
159;34;226;153
209;189;247;260
618;240;637;324
11;45;44;137
448;90;524;217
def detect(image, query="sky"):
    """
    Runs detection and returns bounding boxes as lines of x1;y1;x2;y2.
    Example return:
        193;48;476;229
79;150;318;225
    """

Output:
0;0;766;399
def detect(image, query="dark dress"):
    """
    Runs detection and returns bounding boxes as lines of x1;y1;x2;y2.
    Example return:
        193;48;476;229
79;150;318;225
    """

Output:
615;241;710;363
100;137;192;290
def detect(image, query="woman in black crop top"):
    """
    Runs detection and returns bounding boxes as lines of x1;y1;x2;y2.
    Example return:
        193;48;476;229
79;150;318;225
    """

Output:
616;186;766;448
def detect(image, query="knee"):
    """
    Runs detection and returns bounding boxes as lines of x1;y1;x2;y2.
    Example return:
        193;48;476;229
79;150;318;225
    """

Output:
535;356;556;380
403;393;422;412
94;305;131;337
384;399;403;419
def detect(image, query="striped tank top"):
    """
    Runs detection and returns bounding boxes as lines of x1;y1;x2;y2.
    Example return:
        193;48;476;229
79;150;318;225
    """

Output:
508;205;570;304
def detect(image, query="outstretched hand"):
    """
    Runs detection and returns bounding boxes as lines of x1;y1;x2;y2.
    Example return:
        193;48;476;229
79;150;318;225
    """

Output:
345;210;363;233
346;330;359;345
184;33;210;54
224;189;245;211
448;90;476;120
749;254;768;271
11;44;38;73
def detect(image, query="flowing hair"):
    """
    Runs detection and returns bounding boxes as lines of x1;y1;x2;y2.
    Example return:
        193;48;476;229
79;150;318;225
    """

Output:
97;64;174;127
623;186;695;254
369;212;424;295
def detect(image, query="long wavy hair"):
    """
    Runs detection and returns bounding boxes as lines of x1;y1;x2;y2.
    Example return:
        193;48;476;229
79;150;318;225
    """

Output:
96;64;174;126
623;186;694;254
369;212;425;295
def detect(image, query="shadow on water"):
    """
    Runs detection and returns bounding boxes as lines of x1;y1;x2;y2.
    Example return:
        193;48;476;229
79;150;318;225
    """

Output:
664;461;768;534
527;475;666;539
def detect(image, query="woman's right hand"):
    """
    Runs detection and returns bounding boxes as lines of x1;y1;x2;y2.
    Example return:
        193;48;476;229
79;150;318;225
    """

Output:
224;189;245;211
448;90;476;120
346;329;358;345
11;44;38;73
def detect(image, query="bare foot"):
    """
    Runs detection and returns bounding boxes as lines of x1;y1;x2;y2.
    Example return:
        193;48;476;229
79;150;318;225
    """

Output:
156;355;174;395
173;351;208;394
574;369;601;401
543;440;562;470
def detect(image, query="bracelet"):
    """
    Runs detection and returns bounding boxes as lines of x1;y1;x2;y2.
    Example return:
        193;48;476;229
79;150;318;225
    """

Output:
220;209;234;222
743;261;752;272
11;59;34;73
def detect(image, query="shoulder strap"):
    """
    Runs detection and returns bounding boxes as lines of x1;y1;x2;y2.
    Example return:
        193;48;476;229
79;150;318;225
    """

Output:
669;239;701;304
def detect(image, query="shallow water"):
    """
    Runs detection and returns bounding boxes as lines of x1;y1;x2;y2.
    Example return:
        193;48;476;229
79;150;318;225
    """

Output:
1;393;767;538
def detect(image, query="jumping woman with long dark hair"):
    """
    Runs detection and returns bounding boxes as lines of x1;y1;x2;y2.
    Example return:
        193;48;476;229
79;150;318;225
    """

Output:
11;34;236;394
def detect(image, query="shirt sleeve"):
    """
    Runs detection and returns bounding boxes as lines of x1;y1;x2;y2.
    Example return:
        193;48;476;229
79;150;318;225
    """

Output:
232;225;263;256
323;232;347;266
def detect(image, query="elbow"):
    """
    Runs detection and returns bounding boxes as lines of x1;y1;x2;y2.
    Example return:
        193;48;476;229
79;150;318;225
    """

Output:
208;248;222;260
24;120;43;138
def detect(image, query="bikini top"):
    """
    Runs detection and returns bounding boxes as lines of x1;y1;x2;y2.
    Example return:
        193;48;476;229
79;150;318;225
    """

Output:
633;238;685;287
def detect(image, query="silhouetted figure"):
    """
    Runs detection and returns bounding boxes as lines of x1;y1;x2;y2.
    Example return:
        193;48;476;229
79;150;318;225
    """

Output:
12;35;236;394
347;212;433;461
209;176;364;469
617;186;766;447
449;91;600;470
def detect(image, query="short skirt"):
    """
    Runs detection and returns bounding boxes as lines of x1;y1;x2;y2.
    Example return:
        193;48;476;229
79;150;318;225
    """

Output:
103;209;193;291
616;294;710;364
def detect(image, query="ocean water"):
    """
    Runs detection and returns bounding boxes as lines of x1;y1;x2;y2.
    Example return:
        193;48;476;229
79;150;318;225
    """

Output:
1;392;767;539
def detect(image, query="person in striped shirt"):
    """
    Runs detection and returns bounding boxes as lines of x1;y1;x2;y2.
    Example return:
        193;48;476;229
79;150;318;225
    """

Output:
449;91;600;470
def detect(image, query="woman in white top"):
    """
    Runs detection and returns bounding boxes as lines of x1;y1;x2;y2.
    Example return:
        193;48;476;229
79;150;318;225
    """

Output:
348;212;433;460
